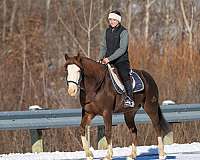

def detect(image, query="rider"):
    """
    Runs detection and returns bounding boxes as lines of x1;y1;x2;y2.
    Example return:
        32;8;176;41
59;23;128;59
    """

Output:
98;10;134;108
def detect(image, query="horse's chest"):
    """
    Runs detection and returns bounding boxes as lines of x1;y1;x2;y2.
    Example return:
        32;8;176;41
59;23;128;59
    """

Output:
82;91;112;114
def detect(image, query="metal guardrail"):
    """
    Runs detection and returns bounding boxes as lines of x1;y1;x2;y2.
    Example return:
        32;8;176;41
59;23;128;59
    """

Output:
0;104;200;130
0;104;199;152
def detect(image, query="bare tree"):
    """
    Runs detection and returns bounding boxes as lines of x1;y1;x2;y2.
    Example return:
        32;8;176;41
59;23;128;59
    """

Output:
55;1;87;56
77;0;111;57
56;0;113;58
99;0;104;34
19;16;27;108
45;0;51;33
10;0;18;35
2;0;7;42
144;0;156;46
127;0;133;34
42;54;48;107
27;0;32;13
87;0;93;57
180;0;194;48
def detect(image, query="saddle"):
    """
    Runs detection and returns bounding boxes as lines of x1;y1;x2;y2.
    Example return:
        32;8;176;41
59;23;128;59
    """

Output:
107;64;144;94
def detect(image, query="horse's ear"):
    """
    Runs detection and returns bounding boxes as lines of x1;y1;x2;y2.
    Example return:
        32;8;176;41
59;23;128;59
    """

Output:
76;52;81;62
65;54;69;61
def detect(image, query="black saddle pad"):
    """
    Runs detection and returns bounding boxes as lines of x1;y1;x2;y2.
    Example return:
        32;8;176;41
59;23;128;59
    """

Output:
130;69;144;93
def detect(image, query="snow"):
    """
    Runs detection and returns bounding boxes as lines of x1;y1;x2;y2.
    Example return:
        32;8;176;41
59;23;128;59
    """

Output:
0;142;200;160
29;105;43;110
162;100;176;105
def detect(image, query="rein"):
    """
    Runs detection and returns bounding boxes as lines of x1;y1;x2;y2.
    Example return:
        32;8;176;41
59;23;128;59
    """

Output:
94;66;108;92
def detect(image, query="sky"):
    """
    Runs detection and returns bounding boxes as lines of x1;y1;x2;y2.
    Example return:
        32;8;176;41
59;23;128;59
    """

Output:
0;142;200;160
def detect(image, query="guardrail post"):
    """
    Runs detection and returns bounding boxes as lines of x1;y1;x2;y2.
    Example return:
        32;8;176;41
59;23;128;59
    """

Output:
163;131;173;145
97;126;107;150
29;105;44;153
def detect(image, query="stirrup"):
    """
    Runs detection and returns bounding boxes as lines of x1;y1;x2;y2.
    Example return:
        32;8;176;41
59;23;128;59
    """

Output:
124;97;135;108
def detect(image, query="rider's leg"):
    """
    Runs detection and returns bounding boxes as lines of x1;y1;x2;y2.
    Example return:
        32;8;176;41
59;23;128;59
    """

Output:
123;79;135;107
114;61;135;108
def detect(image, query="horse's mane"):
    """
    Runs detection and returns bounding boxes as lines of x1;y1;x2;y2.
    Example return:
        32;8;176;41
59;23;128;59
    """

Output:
81;57;106;77
80;57;107;91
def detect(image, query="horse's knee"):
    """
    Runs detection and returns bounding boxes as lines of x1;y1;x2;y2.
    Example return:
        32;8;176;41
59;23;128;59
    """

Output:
130;127;137;133
80;127;85;136
104;130;112;144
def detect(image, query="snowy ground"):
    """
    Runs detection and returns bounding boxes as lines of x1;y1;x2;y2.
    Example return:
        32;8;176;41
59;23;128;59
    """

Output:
0;142;200;160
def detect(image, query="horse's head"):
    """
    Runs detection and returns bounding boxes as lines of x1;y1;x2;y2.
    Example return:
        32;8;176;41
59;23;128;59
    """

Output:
64;53;82;96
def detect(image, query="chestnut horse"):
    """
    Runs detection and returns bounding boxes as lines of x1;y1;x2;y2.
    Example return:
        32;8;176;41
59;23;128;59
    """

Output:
64;54;171;160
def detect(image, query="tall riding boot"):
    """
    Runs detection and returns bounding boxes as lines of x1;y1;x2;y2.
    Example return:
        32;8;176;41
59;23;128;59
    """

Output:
123;80;135;108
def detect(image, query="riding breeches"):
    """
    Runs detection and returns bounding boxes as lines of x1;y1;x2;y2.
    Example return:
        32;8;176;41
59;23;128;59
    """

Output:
113;61;131;82
112;61;133;99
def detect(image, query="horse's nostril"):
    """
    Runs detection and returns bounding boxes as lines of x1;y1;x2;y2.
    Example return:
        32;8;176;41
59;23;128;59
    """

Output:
68;86;77;96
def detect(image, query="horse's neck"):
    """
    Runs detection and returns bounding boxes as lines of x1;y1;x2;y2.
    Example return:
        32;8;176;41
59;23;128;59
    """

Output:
81;58;105;78
81;58;107;96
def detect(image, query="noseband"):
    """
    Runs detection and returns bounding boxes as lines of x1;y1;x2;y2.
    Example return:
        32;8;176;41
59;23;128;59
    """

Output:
64;71;83;89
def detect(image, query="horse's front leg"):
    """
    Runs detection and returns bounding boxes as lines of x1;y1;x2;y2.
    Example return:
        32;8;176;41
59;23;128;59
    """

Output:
102;111;113;160
80;109;95;160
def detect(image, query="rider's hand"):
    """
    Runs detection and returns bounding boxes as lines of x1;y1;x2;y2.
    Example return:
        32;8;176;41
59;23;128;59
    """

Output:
96;58;103;63
102;58;110;64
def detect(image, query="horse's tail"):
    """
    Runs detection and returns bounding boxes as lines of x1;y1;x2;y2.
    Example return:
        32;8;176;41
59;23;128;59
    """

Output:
158;106;171;136
141;70;171;136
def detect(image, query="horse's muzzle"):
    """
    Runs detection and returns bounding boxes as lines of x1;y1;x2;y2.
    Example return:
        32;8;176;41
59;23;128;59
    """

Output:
68;84;78;96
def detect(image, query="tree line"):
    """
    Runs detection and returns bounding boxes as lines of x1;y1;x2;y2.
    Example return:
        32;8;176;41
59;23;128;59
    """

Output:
0;0;200;154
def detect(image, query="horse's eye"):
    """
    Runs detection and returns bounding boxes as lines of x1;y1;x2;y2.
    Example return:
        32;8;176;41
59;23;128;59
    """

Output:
64;62;69;68
65;65;68;71
65;69;68;75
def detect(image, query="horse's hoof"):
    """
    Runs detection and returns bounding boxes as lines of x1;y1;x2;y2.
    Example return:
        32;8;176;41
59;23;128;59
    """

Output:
85;150;93;159
126;152;137;160
102;158;111;160
126;156;136;160
103;155;113;160
128;153;137;159
86;156;93;160
159;154;166;160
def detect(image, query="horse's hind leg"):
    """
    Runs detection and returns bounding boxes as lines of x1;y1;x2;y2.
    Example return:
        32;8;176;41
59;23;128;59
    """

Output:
80;109;95;160
124;111;138;159
102;111;113;160
144;102;166;159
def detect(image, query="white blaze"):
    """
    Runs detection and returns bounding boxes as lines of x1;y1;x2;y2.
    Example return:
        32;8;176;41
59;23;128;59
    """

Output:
67;64;81;96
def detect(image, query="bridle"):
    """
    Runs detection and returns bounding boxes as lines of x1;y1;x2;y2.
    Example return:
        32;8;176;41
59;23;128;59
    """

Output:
64;70;84;90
